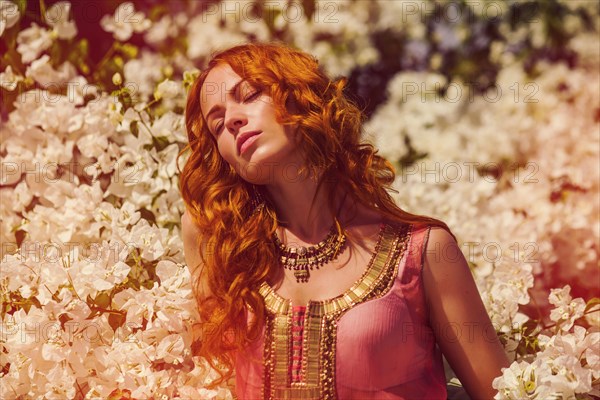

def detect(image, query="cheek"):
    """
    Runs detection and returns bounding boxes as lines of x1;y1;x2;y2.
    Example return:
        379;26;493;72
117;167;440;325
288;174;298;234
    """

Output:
256;98;281;121
216;138;236;165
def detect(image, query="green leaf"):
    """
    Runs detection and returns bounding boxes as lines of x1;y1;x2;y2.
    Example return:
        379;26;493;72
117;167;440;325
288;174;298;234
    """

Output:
585;298;600;312
138;208;157;226
68;39;90;74
302;0;316;20
118;90;133;109
149;4;169;20
94;292;111;309
76;38;89;54
515;334;540;357
183;69;200;91
58;313;72;328
521;318;540;336
120;44;138;58
15;0;27;14
130;120;139;137
108;312;126;331
153;135;170;151
21;296;41;313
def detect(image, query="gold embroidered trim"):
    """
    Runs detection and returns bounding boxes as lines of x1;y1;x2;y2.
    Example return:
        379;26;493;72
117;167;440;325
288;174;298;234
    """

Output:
259;222;412;400
262;313;274;400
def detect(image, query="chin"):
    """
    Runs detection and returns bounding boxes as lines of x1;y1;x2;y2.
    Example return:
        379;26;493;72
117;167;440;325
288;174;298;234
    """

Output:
236;146;302;185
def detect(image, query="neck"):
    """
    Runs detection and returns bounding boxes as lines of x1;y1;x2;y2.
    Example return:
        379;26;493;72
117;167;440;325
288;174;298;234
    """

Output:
264;170;348;242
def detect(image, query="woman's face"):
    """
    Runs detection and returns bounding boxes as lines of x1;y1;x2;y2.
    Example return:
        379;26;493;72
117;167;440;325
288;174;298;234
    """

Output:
199;63;302;185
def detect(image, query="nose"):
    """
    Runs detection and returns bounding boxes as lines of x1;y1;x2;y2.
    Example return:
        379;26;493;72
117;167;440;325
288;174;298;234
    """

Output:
225;108;248;135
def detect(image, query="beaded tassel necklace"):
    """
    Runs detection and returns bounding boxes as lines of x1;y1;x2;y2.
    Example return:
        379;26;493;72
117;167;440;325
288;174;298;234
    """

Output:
272;223;347;283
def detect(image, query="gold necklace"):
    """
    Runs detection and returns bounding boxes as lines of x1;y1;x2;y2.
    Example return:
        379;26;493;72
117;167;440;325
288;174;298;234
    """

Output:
272;223;347;283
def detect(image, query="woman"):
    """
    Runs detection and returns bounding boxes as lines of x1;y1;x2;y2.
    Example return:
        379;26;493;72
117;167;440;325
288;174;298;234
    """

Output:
180;42;509;399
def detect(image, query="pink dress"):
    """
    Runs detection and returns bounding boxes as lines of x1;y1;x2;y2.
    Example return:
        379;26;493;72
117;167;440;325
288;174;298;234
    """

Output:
235;222;447;399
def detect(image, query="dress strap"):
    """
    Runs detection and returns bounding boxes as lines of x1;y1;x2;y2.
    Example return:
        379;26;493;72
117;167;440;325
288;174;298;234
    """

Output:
400;224;432;283
419;225;432;274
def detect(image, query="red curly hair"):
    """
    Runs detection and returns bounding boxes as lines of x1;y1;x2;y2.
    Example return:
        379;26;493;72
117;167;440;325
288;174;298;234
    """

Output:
179;42;454;386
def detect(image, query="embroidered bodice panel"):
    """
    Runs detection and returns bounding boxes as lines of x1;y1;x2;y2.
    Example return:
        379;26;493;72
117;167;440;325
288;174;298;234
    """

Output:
235;222;447;400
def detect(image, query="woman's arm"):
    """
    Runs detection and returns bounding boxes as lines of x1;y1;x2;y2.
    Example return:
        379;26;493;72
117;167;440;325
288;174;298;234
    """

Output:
422;227;510;399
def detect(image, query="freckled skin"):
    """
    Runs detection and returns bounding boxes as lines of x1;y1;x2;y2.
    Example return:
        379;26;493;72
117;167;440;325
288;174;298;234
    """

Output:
200;64;303;185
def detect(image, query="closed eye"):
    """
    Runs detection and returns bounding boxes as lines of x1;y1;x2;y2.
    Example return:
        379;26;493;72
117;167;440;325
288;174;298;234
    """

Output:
212;119;224;135
244;90;261;102
209;86;261;136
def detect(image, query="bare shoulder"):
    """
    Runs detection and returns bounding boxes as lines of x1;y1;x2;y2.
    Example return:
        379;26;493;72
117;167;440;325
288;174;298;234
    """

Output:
181;209;212;298
422;225;478;303
182;209;201;238
425;225;458;254
181;209;204;272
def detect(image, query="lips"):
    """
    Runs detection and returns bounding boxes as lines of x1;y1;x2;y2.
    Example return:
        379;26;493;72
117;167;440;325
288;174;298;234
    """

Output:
237;130;262;155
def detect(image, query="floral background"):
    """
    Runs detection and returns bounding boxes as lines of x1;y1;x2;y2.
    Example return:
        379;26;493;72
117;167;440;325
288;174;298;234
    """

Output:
0;0;598;398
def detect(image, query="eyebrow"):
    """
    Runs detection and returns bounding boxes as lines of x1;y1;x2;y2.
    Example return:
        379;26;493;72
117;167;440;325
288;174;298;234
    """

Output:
203;79;246;122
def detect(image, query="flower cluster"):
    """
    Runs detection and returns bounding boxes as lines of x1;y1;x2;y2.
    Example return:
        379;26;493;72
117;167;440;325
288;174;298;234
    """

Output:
493;287;599;399
1;0;598;398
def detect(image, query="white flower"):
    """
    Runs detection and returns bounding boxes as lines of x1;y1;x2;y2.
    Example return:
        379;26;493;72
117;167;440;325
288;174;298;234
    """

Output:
144;14;180;45
549;285;586;331
112;72;123;86
585;339;600;379
45;1;77;40
95;201;141;229
16;23;53;64
23;181;104;243
493;352;593;399
539;326;596;361
67;241;131;299
155;334;185;364
375;0;429;36
154;79;182;101
0;65;24;91
100;2;151;41
0;0;20;37
77;139;110;169
150;111;186;142
542;355;593;397
127;219;167;261
11;181;34;213
493;359;555;399
154;144;179;180
155;260;188;293
123;51;166;99
185;12;247;60
25;55;77;88
284;0;378;77
549;284;575;306
43;365;76;398
570;32;600;65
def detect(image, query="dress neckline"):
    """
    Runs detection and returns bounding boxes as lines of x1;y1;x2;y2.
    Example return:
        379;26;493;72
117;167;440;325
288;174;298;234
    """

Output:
259;221;411;316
